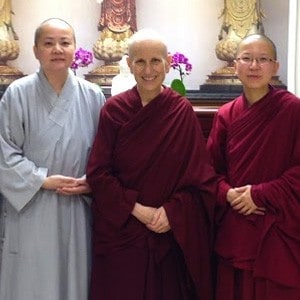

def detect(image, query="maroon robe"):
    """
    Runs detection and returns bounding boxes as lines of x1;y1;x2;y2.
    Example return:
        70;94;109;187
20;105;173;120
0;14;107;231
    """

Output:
87;86;216;300
207;86;300;299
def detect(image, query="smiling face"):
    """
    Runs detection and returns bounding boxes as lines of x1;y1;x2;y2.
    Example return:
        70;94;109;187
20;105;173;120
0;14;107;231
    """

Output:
127;38;171;103
235;35;279;97
33;19;76;76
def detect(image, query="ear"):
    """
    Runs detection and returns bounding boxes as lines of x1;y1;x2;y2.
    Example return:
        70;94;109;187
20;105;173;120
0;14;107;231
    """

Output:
165;54;172;73
33;45;38;59
126;56;133;74
167;53;172;65
272;61;280;76
234;59;238;75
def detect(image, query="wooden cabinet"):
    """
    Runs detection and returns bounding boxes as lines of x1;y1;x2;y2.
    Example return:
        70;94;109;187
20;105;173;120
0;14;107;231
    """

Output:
193;104;218;139
190;98;231;139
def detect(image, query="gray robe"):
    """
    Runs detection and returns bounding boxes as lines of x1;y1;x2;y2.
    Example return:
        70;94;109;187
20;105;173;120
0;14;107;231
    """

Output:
0;69;105;300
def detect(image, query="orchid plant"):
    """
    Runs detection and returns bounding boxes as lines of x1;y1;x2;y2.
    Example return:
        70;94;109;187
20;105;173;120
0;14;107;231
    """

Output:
71;47;93;74
170;52;192;96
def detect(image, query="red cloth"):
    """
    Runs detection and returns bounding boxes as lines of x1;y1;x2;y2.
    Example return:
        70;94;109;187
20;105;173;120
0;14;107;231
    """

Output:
215;261;300;300
87;86;216;299
207;86;300;294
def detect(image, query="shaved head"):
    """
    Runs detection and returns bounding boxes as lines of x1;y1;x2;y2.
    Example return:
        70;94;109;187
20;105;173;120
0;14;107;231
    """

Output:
237;34;277;60
34;18;76;46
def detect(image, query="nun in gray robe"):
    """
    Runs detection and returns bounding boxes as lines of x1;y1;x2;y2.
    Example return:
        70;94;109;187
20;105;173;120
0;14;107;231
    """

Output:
0;69;105;300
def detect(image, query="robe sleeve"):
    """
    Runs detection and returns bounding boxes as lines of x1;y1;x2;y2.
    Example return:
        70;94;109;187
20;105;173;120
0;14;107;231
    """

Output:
162;105;216;300
250;103;300;287
251;104;300;215
251;166;300;212
163;187;215;300
86;108;138;229
0;89;48;212
162;103;216;230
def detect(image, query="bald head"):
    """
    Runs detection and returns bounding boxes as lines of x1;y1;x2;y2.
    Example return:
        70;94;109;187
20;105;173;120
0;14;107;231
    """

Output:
127;28;168;59
34;18;76;46
236;34;277;60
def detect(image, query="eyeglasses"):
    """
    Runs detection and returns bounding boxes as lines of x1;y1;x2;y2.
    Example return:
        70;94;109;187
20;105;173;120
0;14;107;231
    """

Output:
236;56;276;66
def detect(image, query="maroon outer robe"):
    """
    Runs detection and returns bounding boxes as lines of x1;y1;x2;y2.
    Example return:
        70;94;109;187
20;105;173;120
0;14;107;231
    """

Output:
207;86;300;298
87;86;216;300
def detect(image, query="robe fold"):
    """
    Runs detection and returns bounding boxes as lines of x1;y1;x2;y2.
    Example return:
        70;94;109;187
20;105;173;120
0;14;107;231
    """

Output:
0;69;106;300
87;86;216;300
207;86;300;298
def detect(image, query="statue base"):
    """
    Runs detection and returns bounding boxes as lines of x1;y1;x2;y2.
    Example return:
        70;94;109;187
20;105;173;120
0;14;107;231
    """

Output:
0;64;24;85
85;64;120;86
199;65;286;100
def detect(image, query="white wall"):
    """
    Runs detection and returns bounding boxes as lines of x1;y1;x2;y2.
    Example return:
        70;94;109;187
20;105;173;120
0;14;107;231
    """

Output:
136;0;225;89
10;0;289;90
11;0;100;77
262;0;289;89
287;0;300;96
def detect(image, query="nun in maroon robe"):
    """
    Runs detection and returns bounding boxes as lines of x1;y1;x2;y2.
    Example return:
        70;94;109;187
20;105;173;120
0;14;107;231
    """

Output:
208;33;300;300
87;83;216;300
87;28;217;300
208;86;300;299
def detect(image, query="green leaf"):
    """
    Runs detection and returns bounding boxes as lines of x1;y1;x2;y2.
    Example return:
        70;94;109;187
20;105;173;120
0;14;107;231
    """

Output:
170;79;186;96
